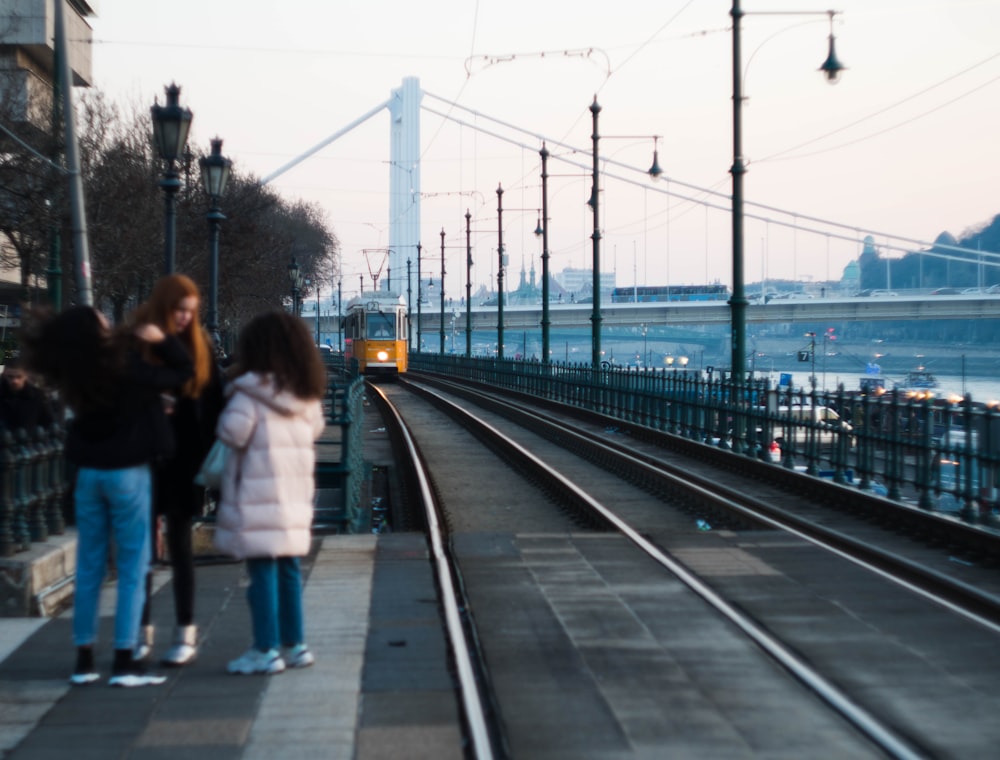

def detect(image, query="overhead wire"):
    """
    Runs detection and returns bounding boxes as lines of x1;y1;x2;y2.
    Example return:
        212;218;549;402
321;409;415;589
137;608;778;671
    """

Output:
760;50;1000;163
421;92;1000;266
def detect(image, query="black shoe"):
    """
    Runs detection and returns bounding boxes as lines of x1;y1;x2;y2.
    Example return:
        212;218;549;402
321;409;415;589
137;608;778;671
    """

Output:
69;646;99;685
109;649;166;688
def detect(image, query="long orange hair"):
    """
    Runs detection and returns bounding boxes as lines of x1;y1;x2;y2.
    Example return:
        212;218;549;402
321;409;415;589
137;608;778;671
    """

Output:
132;274;212;397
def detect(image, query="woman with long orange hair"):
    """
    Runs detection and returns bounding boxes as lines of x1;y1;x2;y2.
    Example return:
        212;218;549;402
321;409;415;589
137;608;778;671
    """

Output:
131;274;224;666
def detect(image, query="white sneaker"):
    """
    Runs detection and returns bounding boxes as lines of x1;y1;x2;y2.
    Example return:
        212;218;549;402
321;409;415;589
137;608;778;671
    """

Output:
161;625;198;667
227;648;285;675
283;644;315;669
134;625;155;662
109;661;167;688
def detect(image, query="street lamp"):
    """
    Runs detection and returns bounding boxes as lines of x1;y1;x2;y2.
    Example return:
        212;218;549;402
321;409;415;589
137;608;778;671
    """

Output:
587;97;662;369
198;137;231;351
287;257;302;315
439;227;446;354
804;331;817;389
729;3;845;388
539;144;551;364
641;323;648;368
493;186;541;362
416;242;422;353
316;286;322;345
496;183;506;360
150;83;193;275
465;210;473;357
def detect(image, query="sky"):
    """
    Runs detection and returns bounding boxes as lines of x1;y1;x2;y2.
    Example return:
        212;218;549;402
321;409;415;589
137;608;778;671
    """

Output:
86;0;1000;301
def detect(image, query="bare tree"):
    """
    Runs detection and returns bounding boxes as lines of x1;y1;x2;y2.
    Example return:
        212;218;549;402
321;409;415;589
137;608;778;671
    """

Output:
5;79;342;338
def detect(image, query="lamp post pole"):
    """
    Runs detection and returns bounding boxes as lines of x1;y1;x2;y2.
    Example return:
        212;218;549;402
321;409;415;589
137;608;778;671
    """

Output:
406;259;413;347
730;1;845;387
205;196;223;348
731;1;749;388
806;331;817;389
496;183;505;360
589;97;602;370
151;84;193;276
416;242;422;353
337;278;343;352
465;210;472;357
288;257;301;315
198;137;231;351
540;143;551;364
439;227;446;355
642;323;648;368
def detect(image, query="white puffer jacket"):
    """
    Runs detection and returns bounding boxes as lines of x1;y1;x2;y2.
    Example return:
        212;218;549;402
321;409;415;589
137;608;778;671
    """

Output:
212;372;326;559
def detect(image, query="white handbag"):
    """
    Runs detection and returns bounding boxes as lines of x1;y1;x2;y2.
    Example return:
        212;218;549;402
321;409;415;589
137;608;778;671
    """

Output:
194;439;229;489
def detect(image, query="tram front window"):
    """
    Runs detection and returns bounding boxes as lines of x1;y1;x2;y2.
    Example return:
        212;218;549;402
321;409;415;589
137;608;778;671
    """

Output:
368;315;395;339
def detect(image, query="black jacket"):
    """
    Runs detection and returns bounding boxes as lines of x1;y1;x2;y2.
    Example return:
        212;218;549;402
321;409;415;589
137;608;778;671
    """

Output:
66;336;195;470
155;358;226;516
0;378;55;431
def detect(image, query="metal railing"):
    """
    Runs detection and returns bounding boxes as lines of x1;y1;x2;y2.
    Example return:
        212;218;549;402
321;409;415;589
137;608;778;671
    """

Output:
314;370;366;533
0;358;371;553
0;424;69;556
411;354;1000;526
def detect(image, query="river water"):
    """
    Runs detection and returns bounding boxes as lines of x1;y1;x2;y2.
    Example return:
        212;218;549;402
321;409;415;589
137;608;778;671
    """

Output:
761;367;1000;404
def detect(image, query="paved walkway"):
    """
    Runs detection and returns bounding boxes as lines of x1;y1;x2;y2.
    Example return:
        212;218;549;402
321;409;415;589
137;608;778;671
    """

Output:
0;533;463;759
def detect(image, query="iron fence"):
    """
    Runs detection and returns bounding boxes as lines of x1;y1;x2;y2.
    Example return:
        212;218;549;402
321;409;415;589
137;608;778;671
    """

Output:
411;354;1000;525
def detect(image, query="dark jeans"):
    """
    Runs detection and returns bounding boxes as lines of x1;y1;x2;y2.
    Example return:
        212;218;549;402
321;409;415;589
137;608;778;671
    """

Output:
246;556;305;652
141;511;195;627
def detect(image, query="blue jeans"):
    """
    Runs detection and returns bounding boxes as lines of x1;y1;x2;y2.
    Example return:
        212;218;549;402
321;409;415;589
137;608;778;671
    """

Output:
73;465;152;651
246;557;305;652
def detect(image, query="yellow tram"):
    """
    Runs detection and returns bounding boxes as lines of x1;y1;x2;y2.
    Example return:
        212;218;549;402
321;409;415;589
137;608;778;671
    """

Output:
343;293;408;376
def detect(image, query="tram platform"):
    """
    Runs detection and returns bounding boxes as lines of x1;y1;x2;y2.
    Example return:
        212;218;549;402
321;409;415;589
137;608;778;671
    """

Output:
0;533;464;760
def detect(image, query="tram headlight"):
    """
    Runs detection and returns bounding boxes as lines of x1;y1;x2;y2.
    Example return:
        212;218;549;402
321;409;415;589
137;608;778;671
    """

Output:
377;350;389;362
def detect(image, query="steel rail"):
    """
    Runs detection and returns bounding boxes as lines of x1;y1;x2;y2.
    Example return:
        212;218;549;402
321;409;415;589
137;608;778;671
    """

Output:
448;376;1000;634
402;376;928;760
365;383;495;760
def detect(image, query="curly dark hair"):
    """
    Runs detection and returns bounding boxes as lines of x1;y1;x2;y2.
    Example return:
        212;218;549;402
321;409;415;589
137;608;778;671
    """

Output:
19;306;123;412
232;310;327;400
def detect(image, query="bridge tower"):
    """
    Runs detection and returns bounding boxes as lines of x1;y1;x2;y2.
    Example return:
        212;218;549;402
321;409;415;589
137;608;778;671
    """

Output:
387;77;421;293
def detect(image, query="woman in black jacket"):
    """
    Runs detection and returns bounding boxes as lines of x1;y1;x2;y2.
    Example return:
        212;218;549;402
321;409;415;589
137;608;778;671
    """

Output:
21;306;194;687
131;275;224;666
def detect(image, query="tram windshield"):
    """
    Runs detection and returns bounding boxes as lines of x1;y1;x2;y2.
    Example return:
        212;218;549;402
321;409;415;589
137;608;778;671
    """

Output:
367;313;395;339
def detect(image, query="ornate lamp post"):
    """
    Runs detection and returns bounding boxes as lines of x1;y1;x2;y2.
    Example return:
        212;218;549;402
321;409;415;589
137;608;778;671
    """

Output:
198;137;231;350
150;83;193;275
288;257;302;315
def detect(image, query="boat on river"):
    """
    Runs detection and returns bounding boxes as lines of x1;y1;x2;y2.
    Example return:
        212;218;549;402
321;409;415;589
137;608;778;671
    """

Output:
895;366;939;397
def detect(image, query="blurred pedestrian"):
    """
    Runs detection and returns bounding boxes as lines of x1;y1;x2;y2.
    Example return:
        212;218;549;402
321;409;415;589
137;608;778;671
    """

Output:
131;274;224;667
213;310;326;675
0;356;55;430
20;306;193;687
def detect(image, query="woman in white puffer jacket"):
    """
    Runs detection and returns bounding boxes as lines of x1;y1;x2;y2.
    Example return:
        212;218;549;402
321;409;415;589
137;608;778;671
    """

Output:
213;311;327;675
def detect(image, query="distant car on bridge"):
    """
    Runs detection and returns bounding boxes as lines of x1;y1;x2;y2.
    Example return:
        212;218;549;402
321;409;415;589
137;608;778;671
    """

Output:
854;289;898;297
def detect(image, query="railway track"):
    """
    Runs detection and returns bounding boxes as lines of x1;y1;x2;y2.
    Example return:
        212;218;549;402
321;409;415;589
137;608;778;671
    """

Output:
366;374;1000;759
